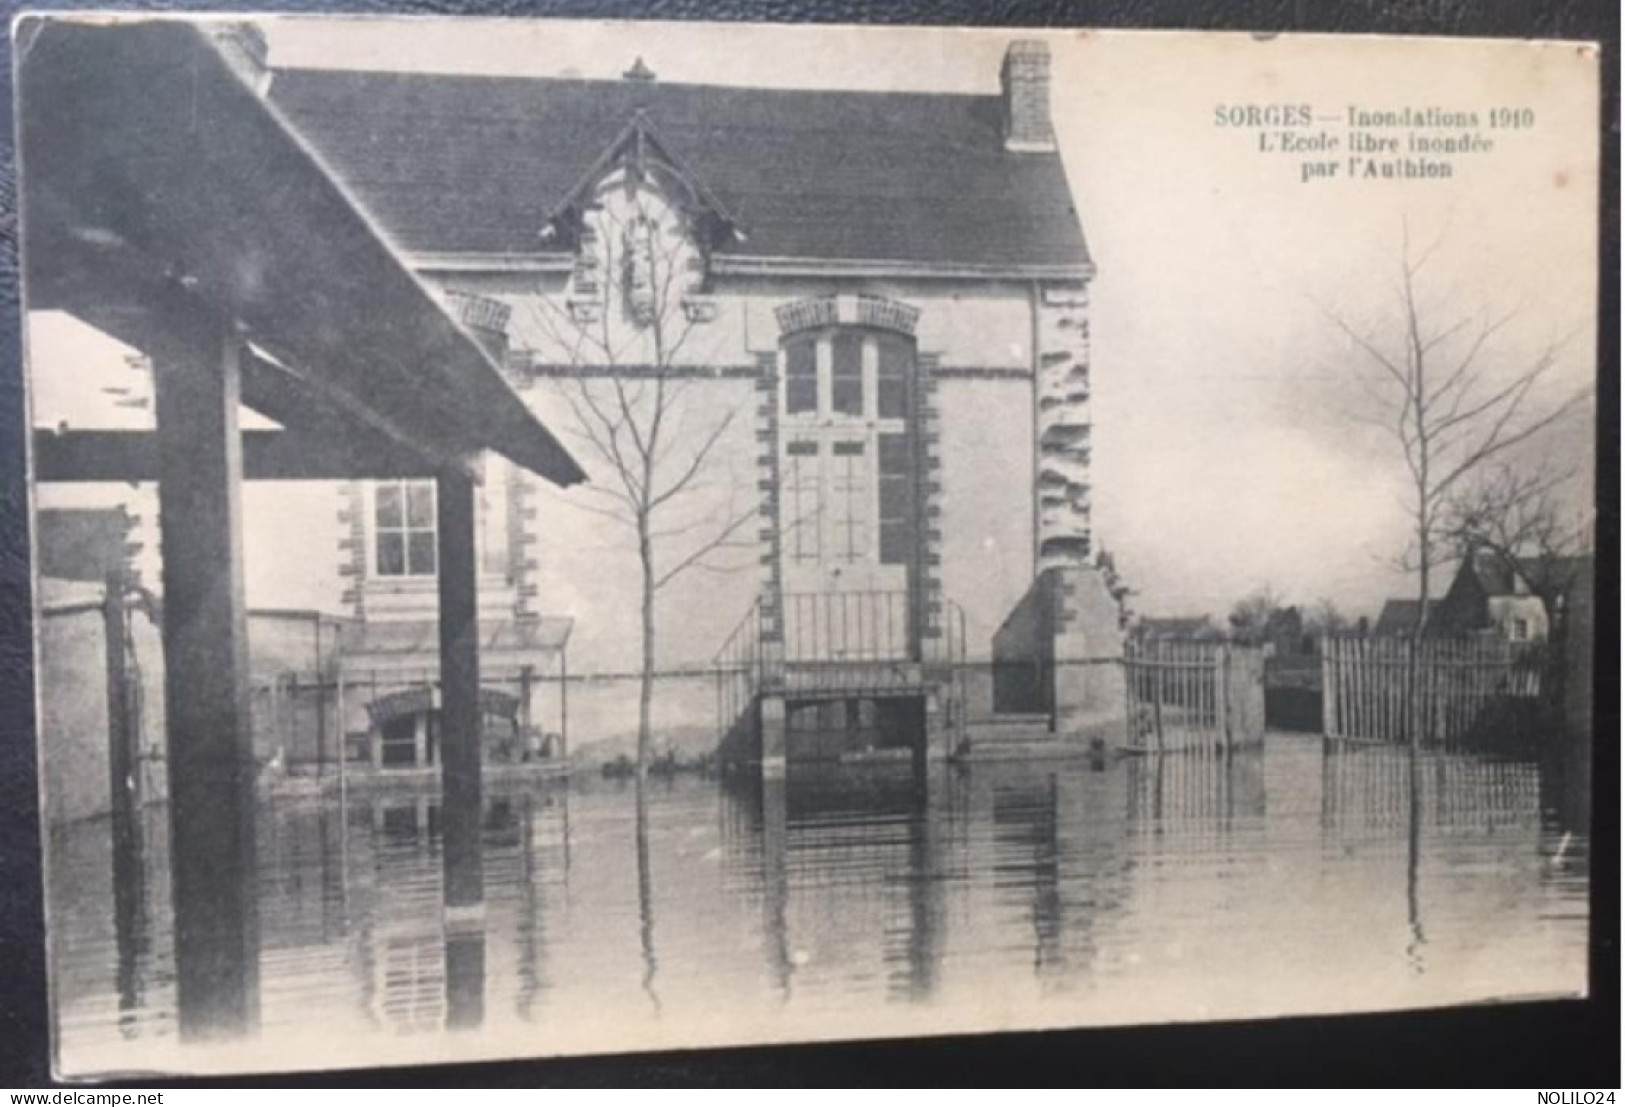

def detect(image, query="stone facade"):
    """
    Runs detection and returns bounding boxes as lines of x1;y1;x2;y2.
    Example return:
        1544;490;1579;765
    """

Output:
1034;282;1094;572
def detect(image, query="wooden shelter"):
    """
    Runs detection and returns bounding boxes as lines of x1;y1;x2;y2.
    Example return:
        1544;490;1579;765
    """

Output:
20;17;584;1039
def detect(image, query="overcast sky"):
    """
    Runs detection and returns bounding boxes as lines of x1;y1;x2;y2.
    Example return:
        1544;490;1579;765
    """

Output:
34;20;1599;621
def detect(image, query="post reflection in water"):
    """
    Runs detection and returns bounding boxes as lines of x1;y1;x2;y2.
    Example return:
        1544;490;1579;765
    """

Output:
900;766;946;1003
443;928;486;1031
759;776;794;1001
634;779;661;1015
59;733;1588;1076
111;798;149;1040
1406;748;1426;974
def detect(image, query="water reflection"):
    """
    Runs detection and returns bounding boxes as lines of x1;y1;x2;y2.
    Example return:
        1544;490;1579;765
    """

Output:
49;735;1590;1077
635;780;661;1014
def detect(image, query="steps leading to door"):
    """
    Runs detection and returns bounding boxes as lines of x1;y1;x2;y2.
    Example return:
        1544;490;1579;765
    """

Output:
965;713;1054;744
954;739;1093;762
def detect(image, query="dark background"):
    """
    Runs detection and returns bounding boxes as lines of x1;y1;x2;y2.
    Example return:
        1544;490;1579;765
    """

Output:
0;0;1616;1088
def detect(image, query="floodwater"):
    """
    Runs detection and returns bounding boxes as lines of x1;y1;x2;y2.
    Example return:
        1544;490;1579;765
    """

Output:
47;733;1589;1078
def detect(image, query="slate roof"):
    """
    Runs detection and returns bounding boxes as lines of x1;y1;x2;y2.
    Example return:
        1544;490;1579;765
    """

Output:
268;68;1091;274
1484;554;1587;596
1372;599;1442;637
1134;616;1221;640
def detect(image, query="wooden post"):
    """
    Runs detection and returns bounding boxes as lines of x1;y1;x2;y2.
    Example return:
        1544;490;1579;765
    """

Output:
559;647;570;763
1322;638;1337;739
104;571;136;834
336;666;348;806
518;663;534;756
104;568;144;1006
437;467;484;920
314;612;326;778
151;293;258;1041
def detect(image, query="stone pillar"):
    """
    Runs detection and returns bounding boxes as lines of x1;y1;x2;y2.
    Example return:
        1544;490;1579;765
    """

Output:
1034;283;1093;573
1048;565;1127;752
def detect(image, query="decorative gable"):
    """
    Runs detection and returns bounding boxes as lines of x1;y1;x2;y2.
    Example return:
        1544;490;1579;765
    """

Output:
540;113;739;328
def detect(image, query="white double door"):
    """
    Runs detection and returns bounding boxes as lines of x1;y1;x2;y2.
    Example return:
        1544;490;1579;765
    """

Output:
780;425;910;662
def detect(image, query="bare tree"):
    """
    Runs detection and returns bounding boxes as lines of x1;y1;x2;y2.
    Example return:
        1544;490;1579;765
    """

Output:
1305;598;1348;638
525;181;753;777
1328;227;1590;743
1227;582;1286;642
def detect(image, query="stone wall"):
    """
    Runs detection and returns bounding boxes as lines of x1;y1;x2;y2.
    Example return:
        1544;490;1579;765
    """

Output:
1049;564;1128;747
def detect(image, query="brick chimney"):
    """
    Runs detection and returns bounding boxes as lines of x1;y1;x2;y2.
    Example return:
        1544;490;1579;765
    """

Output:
1001;40;1055;153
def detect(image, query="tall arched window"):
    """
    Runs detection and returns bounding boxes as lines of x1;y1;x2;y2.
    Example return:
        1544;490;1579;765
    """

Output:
778;325;919;574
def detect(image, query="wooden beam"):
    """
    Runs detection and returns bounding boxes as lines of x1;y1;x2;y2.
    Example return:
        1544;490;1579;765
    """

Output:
150;290;259;1042
437;468;484;919
19;20;584;488
34;428;441;483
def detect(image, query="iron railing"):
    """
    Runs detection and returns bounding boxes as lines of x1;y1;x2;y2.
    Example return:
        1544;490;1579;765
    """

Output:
713;590;969;747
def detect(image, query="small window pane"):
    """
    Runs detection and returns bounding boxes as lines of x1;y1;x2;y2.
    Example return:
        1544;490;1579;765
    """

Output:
786;339;817;415
408;532;437;576
877;334;912;419
831;333;863;416
376;484;403;528
879;478;910;518
880;523;912;566
407;483;435;528
878;433;913;567
879;433;911;474
377;532;406;576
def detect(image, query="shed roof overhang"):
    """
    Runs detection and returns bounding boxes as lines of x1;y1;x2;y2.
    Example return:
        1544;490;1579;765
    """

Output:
18;17;585;487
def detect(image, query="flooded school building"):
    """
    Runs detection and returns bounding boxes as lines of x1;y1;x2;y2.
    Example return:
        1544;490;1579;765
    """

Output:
34;24;1131;800
22;19;1590;1077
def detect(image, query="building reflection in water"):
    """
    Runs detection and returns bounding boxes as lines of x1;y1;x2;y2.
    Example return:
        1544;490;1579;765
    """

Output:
1127;750;1267;838
973;761;1139;992
719;761;954;1005
65;735;1581;1070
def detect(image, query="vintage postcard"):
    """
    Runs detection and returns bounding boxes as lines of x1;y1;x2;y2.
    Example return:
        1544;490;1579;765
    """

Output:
17;14;1598;1079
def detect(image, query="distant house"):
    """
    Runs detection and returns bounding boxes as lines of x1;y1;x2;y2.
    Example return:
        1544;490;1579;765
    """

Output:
1437;549;1573;643
1371;598;1444;638
1373;550;1592;644
1133;615;1222;641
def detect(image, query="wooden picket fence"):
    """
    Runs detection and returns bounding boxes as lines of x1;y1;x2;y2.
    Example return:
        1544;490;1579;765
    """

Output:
1320;635;1546;748
1124;638;1265;752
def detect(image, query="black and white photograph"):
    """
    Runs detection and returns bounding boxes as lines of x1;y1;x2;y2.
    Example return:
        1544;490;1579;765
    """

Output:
15;14;1601;1079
